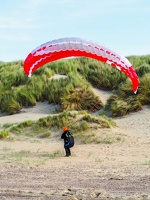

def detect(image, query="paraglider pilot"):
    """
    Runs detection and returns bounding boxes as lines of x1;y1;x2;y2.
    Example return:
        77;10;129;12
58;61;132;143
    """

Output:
61;127;71;157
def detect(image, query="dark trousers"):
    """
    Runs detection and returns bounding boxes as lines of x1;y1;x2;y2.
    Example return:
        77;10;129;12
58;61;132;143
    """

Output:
65;146;71;156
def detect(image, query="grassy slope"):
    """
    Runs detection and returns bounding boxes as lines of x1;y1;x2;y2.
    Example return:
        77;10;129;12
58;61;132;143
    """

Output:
0;56;150;140
0;56;150;115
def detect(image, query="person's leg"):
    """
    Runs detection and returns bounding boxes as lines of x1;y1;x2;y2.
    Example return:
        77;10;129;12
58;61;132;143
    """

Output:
65;146;70;156
68;148;71;155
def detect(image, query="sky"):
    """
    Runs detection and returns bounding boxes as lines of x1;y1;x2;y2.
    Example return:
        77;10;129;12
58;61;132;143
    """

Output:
0;0;150;62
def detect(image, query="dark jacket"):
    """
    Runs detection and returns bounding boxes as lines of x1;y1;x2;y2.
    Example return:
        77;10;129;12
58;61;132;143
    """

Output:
61;130;70;145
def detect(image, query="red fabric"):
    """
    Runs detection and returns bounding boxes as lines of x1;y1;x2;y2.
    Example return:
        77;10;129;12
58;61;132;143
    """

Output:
24;38;139;93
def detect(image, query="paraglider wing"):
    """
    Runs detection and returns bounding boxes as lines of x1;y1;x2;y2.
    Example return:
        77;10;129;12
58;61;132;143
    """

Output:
24;37;139;93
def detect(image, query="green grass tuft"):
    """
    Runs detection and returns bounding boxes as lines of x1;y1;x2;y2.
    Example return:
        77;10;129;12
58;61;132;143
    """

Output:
0;129;10;139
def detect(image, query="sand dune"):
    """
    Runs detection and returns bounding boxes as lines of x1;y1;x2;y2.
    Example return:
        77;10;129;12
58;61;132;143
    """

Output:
0;88;150;199
0;88;149;137
0;102;59;125
114;105;150;136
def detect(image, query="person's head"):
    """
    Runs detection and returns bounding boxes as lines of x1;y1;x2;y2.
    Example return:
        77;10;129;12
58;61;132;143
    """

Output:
63;127;68;131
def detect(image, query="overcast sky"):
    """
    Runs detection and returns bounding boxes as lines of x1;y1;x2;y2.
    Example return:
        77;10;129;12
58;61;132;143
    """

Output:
0;0;150;61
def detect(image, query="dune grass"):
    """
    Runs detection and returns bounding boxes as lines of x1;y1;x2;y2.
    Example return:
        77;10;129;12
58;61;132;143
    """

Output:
2;56;149;143
7;111;116;142
2;110;121;144
0;55;150;117
0;129;10;139
104;59;150;117
0;59;103;114
4;110;122;145
78;57;127;90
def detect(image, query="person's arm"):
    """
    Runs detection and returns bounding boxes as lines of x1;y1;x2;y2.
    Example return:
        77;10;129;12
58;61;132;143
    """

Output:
61;132;65;139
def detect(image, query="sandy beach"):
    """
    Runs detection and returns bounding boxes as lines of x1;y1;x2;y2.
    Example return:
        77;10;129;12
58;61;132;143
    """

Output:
0;89;150;199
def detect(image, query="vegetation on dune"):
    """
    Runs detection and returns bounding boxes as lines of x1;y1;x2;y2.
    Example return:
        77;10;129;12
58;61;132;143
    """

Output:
5;111;118;144
9;111;110;133
0;129;10;139
0;59;103;114
78;57;127;90
1;55;149;143
104;56;150;116
0;55;150;117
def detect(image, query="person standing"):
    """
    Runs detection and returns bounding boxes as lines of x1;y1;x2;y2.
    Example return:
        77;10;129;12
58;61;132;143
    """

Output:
61;127;74;157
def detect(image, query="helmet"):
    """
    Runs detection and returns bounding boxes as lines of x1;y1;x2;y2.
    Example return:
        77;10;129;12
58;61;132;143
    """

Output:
63;127;68;131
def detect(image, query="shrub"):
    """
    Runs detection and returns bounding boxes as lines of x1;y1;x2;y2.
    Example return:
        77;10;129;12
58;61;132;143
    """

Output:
136;65;150;76
78;58;127;90
80;121;89;131
16;86;36;107
0;130;10;139
61;87;103;112
26;76;47;101
105;95;129;117
0;95;22;114
138;74;150;104
82;114;110;128
17;120;34;128
39;131;51;138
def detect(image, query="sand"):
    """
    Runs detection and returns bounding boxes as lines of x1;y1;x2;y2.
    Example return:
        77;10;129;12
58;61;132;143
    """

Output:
0;88;150;200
